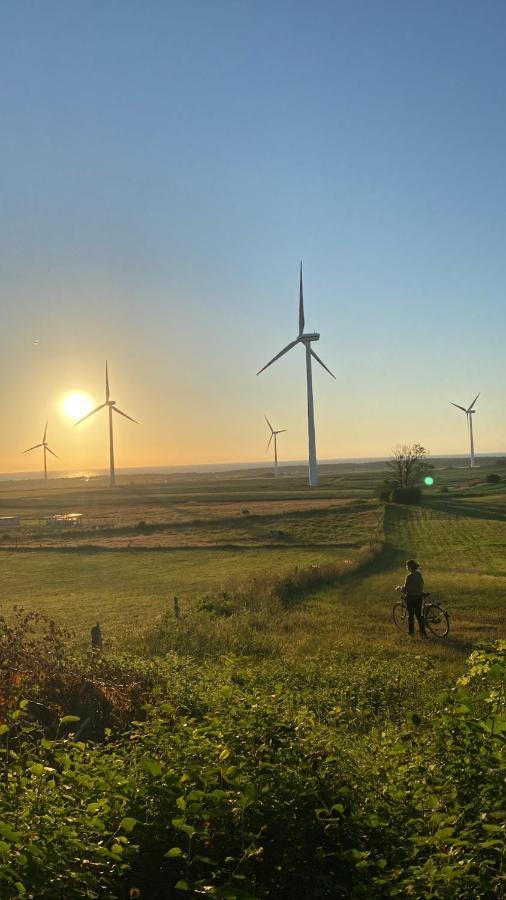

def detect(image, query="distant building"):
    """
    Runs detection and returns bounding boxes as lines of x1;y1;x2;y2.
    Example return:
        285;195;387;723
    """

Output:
0;516;20;526
45;513;83;527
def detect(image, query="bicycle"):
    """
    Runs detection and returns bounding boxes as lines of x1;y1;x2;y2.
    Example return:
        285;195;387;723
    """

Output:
392;590;450;638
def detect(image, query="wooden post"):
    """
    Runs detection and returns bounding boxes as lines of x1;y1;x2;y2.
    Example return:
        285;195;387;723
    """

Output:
91;622;103;650
173;596;180;620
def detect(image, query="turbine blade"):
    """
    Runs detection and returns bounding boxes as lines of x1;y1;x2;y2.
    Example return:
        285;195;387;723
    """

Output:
256;339;300;375
450;402;467;413
105;361;110;402
23;443;43;453
275;429;287;434
468;393;480;412
264;415;274;433
74;403;107;426
46;446;60;460
43;421;48;443
266;433;273;452
299;262;305;336
113;406;139;424
310;349;336;379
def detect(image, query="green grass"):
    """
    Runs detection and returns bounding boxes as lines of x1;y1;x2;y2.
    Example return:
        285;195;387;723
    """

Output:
0;471;504;669
0;545;347;635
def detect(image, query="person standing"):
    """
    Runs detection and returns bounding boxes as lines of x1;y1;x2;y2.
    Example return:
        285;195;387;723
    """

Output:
400;559;427;638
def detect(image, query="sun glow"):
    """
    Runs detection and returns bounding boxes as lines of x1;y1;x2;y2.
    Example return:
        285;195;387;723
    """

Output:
62;391;94;421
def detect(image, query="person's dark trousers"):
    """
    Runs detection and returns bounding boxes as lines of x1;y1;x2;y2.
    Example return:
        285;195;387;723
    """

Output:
407;595;427;636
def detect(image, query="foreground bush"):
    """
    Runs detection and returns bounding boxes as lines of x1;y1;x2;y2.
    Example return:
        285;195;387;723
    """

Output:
0;635;504;898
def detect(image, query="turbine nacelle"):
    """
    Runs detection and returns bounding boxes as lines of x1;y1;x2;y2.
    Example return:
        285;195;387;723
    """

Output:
299;332;320;342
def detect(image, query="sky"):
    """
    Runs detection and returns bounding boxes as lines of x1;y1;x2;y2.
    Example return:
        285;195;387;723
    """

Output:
1;0;506;474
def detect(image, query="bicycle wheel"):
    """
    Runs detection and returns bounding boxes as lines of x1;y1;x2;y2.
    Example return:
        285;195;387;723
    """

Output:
393;601;408;632
424;604;449;638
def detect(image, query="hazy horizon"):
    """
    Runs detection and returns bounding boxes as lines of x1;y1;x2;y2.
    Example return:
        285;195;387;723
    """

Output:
2;450;506;483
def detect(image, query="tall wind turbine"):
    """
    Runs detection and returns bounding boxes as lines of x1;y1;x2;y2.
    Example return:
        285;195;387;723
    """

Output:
23;422;60;481
75;362;138;486
257;264;335;488
265;415;286;476
450;393;480;468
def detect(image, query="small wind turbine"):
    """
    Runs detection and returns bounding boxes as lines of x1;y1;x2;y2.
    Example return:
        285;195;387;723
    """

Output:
75;362;138;487
450;393;480;467
265;416;286;476
257;264;335;488
23;422;60;480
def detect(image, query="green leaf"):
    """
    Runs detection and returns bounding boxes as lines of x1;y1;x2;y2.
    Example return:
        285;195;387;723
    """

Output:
175;880;191;891
141;756;162;777
435;827;455;841
0;822;22;842
241;782;256;802
489;663;503;680
165;847;183;858
119;817;138;833
59;715;80;725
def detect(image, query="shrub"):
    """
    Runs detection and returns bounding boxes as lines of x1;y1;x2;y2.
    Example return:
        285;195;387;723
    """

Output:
389;485;422;505
376;479;394;501
0;609;156;739
0;625;504;899
485;473;501;484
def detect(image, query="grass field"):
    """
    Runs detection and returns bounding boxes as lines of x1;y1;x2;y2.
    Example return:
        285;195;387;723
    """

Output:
0;461;504;666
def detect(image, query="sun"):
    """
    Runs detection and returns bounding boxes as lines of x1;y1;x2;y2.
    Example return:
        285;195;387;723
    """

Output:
62;391;94;421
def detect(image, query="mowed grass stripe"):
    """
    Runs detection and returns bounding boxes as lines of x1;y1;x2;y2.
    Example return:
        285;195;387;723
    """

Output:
384;503;506;574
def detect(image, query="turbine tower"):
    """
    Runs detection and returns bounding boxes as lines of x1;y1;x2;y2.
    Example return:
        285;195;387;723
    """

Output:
265;415;286;476
75;362;138;486
257;264;335;488
450;393;480;468
23;422;60;481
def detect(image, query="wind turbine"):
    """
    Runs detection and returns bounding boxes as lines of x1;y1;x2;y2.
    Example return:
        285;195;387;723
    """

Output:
23;422;60;481
257;264;335;488
450;393;480;468
265;416;286;476
75;362;138;487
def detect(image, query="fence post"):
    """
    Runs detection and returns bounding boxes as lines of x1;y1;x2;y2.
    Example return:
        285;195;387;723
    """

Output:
91;621;103;650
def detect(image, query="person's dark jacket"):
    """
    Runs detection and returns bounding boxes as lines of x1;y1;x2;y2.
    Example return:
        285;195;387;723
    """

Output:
403;570;424;596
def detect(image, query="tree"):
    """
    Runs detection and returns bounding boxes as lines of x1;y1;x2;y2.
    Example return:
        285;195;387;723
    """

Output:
378;444;432;505
388;444;431;490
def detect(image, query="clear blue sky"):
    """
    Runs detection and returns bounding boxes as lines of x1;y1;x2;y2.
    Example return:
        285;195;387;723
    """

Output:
1;0;505;471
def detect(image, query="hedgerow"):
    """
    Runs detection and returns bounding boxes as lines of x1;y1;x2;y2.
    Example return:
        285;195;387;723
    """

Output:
0;610;503;898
